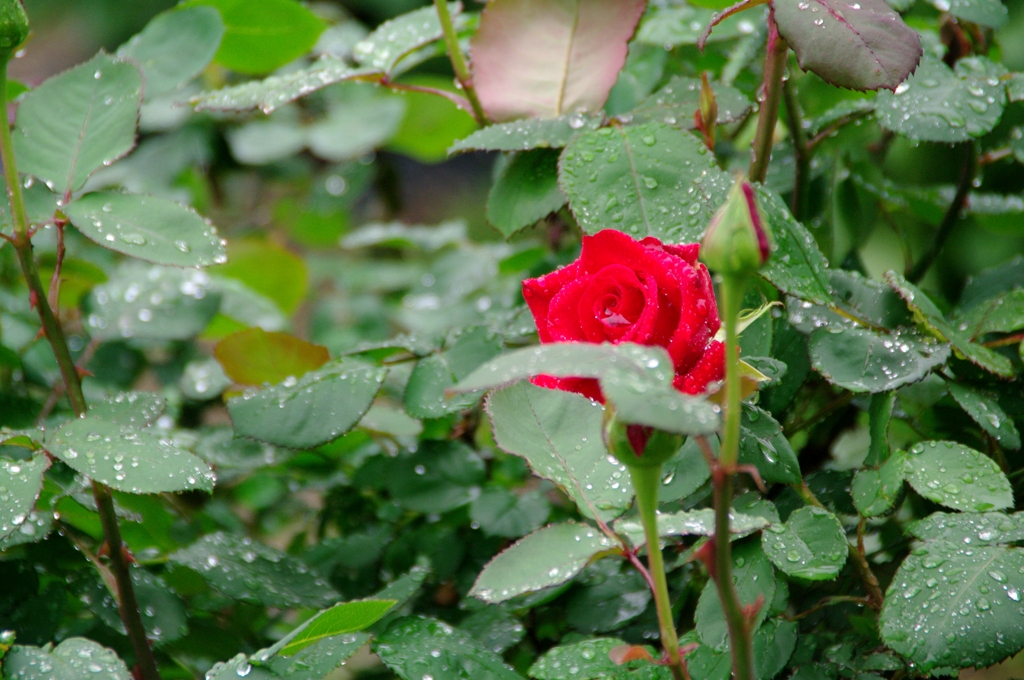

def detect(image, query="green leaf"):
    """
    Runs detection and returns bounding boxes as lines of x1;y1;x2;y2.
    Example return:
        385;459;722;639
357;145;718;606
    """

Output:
215;329;330;387
470;521;617;603
341;220;466;251
566;569;650;633
758;188;833;306
695;540;776;651
601;368;722;437
64;191;226;267
929;0;1007;28
117;6;224;99
228;358;386;449
306;94;407;162
487;150;566;239
3;638;131;680
0;455;48;542
809;327;950;393
357;403;423;438
687;618;798;680
13;53;141;198
457;342;675;393
887;271;1014;378
880;541;1024;672
660;437;712;502
875;56;1006;143
274;600;396;655
264;633;369;680
449;114;603;154
184;0;326;75
352;3;463;74
486;382;634;523
773;0;922;91
852;449;906;517
170;532;339;608
954;288;1024;338
471;0;646;121
739;404;802;485
626;75;752;126
529;638;636;680
903;441;1013;512
48;417;215;494
82;568;188;644
636;5;757;47
947;382;1021;449
192;57;381;114
761;506;848;580
85;263;222;341
89;391;166;428
470;487;550;538
375;616;522;680
214;239;308;315
460;607;526;655
909;512;1024;545
385;441;485;514
404;327;504;419
614;509;770;548
0;182;58;235
559;123;732;243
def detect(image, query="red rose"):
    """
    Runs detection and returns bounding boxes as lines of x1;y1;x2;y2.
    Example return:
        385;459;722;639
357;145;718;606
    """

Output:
522;229;726;403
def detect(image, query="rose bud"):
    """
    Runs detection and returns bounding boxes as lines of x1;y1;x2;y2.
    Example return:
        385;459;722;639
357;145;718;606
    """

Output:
603;411;683;467
700;179;773;277
0;0;28;60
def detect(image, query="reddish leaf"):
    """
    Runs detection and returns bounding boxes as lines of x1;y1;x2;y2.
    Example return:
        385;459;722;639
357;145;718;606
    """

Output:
215;328;330;386
471;0;647;121
609;645;655;665
772;0;922;91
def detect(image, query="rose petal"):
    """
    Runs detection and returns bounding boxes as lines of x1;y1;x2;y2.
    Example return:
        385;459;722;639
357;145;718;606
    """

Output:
675;340;726;395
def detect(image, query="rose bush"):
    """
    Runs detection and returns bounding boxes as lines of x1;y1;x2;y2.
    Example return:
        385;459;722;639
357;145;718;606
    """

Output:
522;229;725;401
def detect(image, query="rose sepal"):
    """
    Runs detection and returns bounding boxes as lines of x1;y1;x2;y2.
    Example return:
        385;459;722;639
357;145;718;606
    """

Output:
0;0;28;62
603;409;683;469
700;178;772;278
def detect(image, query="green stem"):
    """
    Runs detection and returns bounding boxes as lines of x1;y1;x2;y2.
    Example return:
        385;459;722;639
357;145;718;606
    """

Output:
712;274;755;680
433;0;488;126
906;143;976;283
0;59;162;680
631;463;686;680
748;12;788;184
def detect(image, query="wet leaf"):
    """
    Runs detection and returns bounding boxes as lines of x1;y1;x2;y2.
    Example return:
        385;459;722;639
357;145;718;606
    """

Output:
614;509;770;549
903;441;1013;512
954;288;1024;339
470;487;550;538
486;381;634;523
469;521;617;603
48;418;215;494
376;616;521;680
758;188;833;306
487;150;566;239
761;506;848;580
471;0;647;121
559;123;732;243
352;3;464;74
875;56;1006;143
227;358;387;450
192;58;381;114
89;391;166;428
626;75;753;126
910;512;1024;546
852;449;906;516
13;53;141;198
880;541;1024;672
809;327;950;393
449;114;603;154
947;382;1021;449
84;263;222;341
405;327;504;419
64;192;226;268
887;271;1014;378
695;540;777;650
117;6;224;99
170;532;338;608
636;5;760;47
3;638;131;680
773;0;922;91
929;0;1007;28
0;455;48;542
